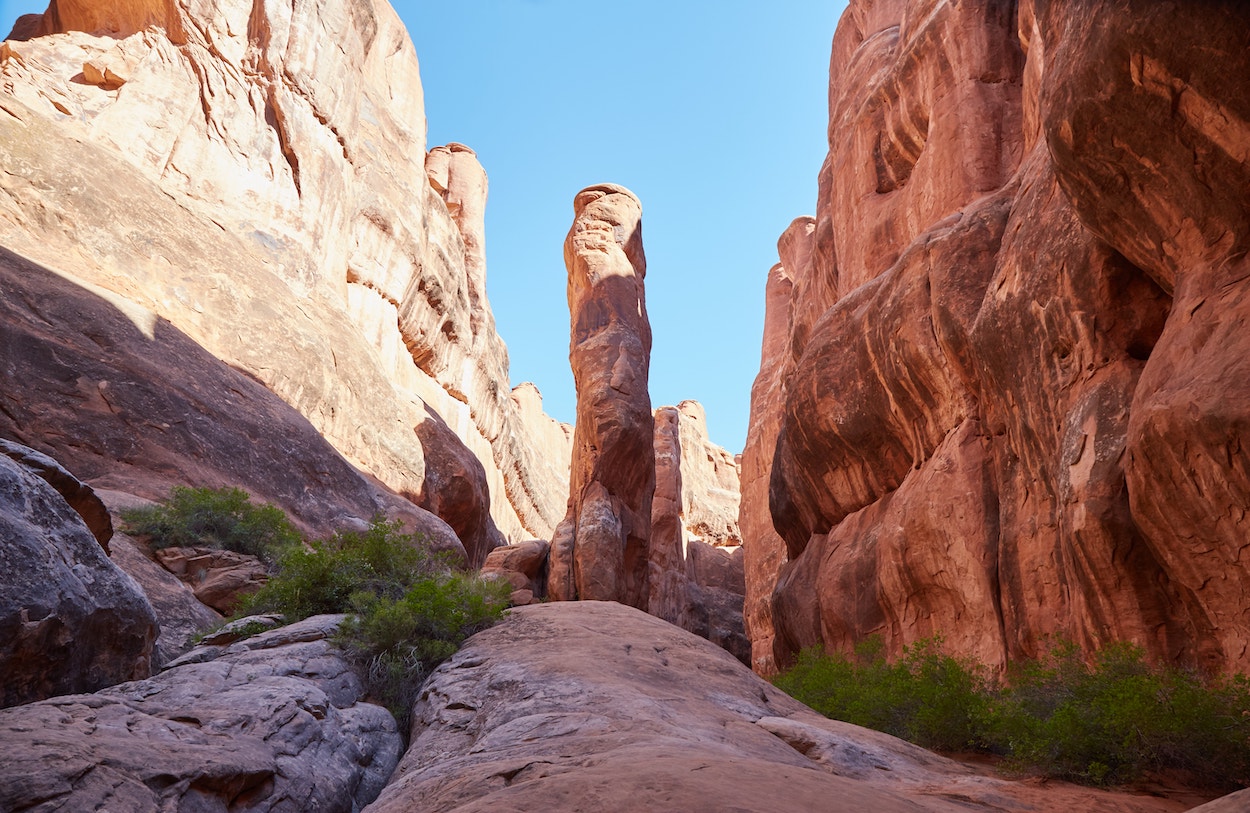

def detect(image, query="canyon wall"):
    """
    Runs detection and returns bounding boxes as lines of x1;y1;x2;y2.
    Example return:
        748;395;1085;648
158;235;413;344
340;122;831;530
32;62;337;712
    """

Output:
745;0;1250;674
0;0;570;560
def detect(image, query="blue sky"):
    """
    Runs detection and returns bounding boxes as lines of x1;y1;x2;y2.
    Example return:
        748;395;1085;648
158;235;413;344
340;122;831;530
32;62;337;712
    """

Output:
1;1;846;452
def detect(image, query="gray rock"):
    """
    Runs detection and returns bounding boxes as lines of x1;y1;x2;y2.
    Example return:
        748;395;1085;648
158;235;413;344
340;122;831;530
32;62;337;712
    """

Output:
0;454;157;707
0;437;114;550
0;614;401;812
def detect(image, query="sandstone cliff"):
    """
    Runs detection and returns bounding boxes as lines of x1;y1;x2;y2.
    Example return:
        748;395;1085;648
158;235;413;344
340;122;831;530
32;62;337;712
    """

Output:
745;0;1250;674
0;0;570;562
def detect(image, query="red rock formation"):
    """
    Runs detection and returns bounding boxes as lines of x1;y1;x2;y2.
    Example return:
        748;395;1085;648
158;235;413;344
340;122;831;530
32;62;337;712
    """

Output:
741;227;803;673
0;0;571;556
651;402;749;662
750;0;1250;674
548;184;653;609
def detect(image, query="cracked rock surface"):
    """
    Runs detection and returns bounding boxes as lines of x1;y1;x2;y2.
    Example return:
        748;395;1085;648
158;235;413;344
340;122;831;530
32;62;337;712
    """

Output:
0;615;401;813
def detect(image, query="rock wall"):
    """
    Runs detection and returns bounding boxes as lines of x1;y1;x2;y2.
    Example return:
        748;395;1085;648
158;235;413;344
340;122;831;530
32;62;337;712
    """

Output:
651;401;748;663
0;0;569;559
746;0;1250;674
548;184;654;608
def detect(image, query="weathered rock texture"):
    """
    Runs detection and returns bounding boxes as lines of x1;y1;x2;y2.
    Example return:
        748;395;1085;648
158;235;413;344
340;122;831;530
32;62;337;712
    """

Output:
0;453;157;707
548;185;653;608
0;614;401;812
364;601;1192;813
0;0;570;564
481;538;549;606
740;241;799;673
154;547;269;615
746;0;1250;674
0;438;113;551
650;401;749;663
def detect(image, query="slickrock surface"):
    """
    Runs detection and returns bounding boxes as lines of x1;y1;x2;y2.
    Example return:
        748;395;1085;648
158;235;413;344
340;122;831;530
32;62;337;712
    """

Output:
0;614;401;812
0;0;569;555
548;185;654;608
0;452;156;707
363;601;1194;813
746;0;1250;673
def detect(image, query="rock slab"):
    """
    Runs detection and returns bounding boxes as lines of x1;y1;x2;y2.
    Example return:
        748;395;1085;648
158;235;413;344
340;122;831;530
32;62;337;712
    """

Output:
0;614;401;812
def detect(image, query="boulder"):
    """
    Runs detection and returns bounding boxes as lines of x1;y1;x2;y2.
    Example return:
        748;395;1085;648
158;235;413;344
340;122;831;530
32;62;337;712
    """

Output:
548;185;654;608
0;614;401;812
0;437;113;551
0;454;157;707
154;547;269;615
481;539;549;604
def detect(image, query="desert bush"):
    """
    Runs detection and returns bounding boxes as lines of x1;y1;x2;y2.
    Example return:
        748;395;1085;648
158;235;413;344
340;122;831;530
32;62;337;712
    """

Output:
774;635;991;752
775;636;1250;790
984;640;1250;789
236;517;509;728
235;517;447;619
340;573;511;721
120;485;300;560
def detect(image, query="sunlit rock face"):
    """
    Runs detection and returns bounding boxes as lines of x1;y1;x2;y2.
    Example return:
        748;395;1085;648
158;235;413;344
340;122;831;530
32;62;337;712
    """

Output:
0;0;570;558
548;184;654;609
747;0;1250;674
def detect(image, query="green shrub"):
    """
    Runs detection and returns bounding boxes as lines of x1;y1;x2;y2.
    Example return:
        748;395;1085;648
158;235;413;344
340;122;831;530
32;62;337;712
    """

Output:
235;517;509;730
984;641;1250;789
775;636;1250;791
235;518;448;619
774;636;990;752
340;573;511;721
120;485;300;560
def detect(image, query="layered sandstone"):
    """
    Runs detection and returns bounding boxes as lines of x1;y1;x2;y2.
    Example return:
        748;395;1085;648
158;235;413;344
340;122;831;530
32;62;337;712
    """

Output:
548;185;653;609
748;0;1250;674
0;0;569;562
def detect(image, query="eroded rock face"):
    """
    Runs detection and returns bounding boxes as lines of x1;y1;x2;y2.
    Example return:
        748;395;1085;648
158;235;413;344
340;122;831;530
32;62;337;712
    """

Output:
364;601;1188;813
0;243;465;558
548;185;653;609
0;615;401;812
0;0;569;561
650;402;749;663
750;0;1250;673
0;454;157;707
740;255;796;674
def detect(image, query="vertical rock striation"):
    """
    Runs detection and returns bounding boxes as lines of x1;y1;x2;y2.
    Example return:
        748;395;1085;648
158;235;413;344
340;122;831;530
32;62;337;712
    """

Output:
548;184;653;609
747;0;1250;674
